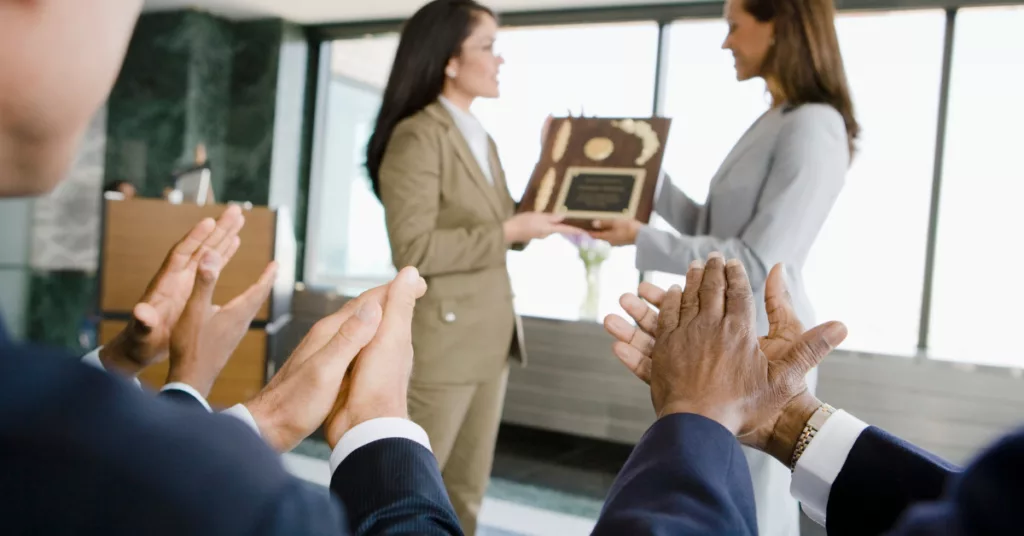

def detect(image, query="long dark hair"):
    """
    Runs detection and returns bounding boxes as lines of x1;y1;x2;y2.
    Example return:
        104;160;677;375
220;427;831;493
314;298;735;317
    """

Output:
745;0;860;157
365;0;496;199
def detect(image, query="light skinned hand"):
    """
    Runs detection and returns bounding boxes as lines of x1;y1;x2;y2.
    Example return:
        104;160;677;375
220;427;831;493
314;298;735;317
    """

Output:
100;205;245;376
324;267;428;448
503;212;583;244
241;279;400;453
589;218;641;246
165;249;277;397
605;255;847;447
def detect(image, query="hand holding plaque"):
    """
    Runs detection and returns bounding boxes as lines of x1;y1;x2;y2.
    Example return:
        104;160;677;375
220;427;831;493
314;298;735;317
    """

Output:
518;116;672;231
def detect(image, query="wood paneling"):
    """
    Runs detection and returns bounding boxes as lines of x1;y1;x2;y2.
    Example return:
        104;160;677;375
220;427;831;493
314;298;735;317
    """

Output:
100;199;275;321
100;320;266;408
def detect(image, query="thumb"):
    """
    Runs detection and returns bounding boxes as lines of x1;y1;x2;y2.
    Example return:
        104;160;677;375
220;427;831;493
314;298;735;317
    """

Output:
782;321;848;374
223;261;278;316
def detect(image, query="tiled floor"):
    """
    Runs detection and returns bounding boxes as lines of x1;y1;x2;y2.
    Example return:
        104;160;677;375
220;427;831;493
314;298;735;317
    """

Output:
293;423;826;536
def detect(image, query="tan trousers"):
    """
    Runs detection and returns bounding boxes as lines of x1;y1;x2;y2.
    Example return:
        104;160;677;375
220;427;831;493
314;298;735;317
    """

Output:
407;365;509;536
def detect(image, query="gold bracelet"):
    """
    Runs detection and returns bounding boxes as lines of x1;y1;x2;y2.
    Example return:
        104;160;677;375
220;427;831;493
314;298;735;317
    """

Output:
789;403;836;471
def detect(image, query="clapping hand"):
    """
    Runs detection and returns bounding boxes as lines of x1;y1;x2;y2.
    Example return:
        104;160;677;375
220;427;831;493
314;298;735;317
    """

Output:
100;205;245;377
243;268;426;453
165;249;277;397
603;254;847;456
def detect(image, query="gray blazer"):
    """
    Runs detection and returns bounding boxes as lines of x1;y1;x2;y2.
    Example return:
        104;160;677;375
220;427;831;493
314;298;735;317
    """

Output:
637;103;849;333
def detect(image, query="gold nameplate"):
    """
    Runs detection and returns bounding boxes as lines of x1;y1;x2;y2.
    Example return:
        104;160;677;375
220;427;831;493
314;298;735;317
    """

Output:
552;167;647;221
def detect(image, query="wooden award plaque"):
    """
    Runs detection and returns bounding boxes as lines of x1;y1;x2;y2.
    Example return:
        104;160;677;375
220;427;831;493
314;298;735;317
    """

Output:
518;116;671;230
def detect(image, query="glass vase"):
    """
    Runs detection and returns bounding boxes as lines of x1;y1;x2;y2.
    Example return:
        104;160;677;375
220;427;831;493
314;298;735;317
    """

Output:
580;262;601;321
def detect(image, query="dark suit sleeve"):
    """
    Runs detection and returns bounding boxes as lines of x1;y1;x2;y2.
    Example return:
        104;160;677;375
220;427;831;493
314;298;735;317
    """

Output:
826;426;960;536
592;413;757;536
883;428;1024;536
331;438;463;535
157;388;210;411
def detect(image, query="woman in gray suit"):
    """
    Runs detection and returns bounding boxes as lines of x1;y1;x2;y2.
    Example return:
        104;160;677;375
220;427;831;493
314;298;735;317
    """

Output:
594;0;858;534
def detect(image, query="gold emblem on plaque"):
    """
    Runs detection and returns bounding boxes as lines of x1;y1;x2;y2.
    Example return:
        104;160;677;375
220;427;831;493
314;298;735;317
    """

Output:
552;120;572;163
611;119;661;166
533;167;556;212
583;137;615;161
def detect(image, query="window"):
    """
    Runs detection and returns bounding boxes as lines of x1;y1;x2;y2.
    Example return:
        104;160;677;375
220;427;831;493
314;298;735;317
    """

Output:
929;6;1024;367
473;22;660;321
803;10;945;355
305;36;399;290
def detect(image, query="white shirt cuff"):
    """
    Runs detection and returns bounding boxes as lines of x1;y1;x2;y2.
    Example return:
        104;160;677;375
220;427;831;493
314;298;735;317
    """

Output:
221;404;261;436
791;409;869;526
329;418;432;475
81;346;142;389
160;382;213;412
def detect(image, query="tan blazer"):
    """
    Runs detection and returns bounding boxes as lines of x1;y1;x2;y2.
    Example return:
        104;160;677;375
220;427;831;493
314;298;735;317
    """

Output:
378;102;526;384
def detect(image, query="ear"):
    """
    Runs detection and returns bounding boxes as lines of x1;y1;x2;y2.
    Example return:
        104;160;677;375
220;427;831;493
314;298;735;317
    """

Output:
445;57;459;79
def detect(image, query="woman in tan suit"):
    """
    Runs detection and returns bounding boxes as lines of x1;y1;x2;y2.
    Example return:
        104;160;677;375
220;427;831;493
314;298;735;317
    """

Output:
364;1;580;533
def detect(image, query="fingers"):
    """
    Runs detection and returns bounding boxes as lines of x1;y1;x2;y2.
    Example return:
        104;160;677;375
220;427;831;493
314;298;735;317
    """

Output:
223;261;278;318
780;321;847;377
604;314;656;356
698;252;727;321
166;217;216;270
637;282;665;308
289;283;391;365
221;236;241;266
312;301;383;376
657;284;683;336
765;263;802;337
618;294;658;336
184;250;223;320
724;259;756;323
612;341;652;384
199;204;243;263
678;260;704;326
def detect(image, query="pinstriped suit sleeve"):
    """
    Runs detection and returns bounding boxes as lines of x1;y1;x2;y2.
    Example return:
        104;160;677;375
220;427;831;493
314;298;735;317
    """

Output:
636;105;848;293
331;438;463;535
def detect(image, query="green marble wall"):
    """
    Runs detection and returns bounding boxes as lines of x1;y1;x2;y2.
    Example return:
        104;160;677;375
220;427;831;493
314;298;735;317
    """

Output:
26;271;96;352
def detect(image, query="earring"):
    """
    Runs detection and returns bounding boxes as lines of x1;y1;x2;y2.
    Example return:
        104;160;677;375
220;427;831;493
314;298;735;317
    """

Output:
446;69;457;78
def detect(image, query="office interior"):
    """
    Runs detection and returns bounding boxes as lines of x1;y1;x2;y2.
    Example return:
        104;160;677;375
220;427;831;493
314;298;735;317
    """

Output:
1;0;1021;534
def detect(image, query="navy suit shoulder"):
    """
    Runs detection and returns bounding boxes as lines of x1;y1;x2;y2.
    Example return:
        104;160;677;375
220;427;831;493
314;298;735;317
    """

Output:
593;413;757;536
332;438;463;535
887;426;1024;535
0;342;460;535
827;426;959;536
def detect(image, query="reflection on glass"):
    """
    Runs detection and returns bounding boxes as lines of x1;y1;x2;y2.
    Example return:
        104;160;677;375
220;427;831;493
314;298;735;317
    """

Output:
473;22;660;322
930;7;1024;367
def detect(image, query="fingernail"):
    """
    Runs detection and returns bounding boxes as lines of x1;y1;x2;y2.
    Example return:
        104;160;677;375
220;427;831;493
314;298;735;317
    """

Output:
669;284;682;293
780;264;788;279
689;260;703;270
200;251;219;271
726;258;742;268
400;267;420;283
708;251;723;260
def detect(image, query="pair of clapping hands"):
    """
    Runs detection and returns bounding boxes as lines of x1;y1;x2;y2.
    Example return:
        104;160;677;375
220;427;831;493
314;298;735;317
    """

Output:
98;205;423;452
604;253;849;465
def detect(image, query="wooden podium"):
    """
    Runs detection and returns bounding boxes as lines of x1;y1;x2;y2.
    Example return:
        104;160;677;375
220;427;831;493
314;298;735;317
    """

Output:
97;198;295;407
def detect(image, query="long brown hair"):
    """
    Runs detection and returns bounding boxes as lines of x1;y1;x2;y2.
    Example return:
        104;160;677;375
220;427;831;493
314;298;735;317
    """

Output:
366;0;496;200
745;0;859;157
